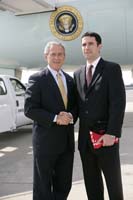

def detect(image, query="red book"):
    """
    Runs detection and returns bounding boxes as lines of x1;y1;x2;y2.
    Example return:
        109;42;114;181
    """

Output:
90;131;119;149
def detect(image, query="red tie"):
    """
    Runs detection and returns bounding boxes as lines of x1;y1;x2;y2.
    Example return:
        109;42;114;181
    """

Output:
86;65;93;86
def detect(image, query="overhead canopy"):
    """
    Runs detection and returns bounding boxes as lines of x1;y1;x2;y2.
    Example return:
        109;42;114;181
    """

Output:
0;0;56;15
0;0;76;15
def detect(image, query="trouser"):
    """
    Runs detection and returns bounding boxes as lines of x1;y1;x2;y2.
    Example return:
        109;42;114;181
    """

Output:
33;150;74;200
80;143;124;200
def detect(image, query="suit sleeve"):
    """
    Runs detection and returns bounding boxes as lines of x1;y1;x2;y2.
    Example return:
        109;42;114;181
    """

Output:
24;74;55;128
69;83;78;124
106;64;126;137
64;73;78;124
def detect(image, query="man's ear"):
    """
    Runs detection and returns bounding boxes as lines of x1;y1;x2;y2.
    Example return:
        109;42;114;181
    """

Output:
44;54;47;61
98;44;102;53
99;44;102;49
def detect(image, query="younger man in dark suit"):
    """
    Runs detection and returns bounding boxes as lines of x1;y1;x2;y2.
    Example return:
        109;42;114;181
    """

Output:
24;41;77;200
74;32;126;200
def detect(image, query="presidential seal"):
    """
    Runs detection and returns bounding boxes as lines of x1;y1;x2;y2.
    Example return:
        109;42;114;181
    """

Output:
49;6;83;41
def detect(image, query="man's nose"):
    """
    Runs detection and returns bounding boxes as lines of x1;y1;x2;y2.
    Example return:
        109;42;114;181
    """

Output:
85;44;90;49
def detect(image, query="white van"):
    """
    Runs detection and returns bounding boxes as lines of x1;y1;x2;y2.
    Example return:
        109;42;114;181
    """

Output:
0;75;32;133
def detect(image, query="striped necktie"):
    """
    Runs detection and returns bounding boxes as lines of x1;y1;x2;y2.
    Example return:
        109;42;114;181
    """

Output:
57;73;67;109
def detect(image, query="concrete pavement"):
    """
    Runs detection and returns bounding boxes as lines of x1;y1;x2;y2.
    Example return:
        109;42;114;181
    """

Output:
0;163;133;200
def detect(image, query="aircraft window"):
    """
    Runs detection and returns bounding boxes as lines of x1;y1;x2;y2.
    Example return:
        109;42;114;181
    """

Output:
0;78;7;95
10;78;26;96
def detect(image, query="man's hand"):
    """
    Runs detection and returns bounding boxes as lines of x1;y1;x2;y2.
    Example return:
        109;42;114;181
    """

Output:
56;112;73;125
97;134;117;147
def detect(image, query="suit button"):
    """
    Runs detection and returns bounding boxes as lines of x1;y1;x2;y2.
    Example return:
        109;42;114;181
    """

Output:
85;98;88;101
85;111;88;114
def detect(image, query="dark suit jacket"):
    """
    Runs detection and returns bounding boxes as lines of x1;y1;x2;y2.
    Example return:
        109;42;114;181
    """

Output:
74;58;126;152
24;67;77;155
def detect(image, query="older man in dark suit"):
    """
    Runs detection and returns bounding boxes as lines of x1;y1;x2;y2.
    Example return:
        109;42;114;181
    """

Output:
24;41;77;200
74;32;126;200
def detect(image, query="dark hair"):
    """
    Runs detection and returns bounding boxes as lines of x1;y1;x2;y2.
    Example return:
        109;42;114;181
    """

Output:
81;32;102;45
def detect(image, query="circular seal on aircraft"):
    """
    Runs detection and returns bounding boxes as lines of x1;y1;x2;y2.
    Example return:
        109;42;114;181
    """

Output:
49;5;83;41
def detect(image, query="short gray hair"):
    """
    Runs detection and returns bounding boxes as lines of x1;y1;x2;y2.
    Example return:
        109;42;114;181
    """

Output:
44;41;65;54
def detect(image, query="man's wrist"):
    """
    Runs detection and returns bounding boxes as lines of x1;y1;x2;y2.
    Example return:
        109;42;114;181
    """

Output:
68;112;73;124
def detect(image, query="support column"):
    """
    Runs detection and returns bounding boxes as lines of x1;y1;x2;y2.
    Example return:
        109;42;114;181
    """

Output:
131;68;133;80
15;68;22;80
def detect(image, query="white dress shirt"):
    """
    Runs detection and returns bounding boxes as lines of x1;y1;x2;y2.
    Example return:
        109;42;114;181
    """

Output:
86;56;101;77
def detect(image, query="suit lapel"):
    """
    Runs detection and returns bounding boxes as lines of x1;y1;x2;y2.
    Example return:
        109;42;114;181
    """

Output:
80;66;86;90
63;71;73;108
78;66;87;99
42;68;66;108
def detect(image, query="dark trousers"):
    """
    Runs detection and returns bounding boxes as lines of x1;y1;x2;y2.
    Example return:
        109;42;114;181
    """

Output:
33;150;74;200
80;144;124;200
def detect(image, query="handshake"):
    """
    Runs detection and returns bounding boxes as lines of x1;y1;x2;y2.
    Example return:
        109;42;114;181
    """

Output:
56;111;73;125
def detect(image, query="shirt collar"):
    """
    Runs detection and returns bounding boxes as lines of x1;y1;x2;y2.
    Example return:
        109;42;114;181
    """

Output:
47;65;63;78
87;56;101;71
